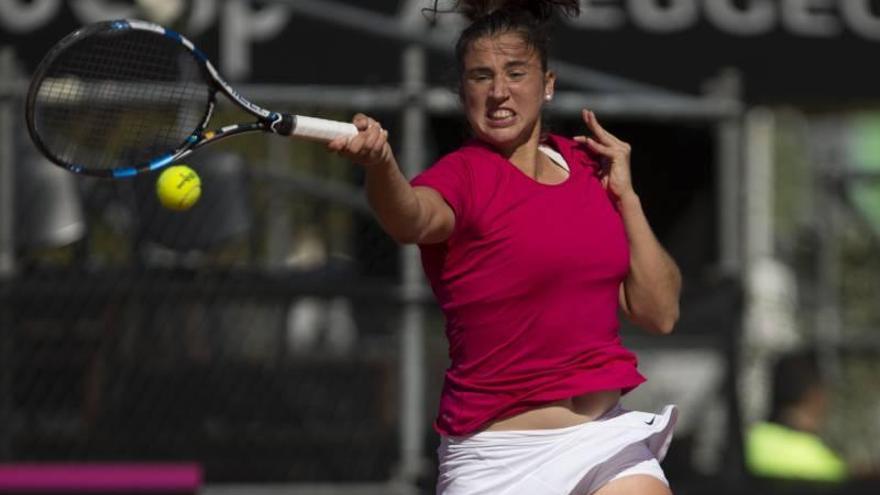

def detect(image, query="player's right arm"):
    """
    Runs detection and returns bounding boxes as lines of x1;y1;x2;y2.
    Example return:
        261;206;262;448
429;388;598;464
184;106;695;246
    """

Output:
328;114;455;245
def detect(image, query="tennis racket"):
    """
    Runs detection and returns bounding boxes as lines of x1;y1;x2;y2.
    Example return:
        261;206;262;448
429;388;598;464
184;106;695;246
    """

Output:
25;19;358;179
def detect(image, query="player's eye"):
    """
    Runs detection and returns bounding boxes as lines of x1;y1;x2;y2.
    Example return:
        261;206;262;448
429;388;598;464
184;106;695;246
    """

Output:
470;73;492;82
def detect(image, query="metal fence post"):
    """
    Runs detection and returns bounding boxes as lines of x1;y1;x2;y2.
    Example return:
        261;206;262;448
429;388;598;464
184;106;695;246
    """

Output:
706;68;744;275
0;46;19;460
397;43;428;487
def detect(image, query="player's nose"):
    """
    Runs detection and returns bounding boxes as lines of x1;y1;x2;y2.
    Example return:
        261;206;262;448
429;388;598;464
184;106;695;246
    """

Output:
488;78;510;100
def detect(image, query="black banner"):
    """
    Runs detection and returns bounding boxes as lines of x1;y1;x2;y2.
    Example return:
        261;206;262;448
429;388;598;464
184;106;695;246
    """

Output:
2;0;879;105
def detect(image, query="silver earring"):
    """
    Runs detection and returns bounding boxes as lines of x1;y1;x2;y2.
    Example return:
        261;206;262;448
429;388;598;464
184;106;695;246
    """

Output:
544;94;552;101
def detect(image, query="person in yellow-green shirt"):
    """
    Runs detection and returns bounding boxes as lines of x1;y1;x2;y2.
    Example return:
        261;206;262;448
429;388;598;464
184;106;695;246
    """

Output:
746;350;847;482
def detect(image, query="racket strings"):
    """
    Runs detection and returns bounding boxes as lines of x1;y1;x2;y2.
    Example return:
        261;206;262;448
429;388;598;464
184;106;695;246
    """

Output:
32;28;210;171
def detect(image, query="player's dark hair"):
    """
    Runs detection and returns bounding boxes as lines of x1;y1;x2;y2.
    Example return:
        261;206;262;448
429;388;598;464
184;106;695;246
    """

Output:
448;0;580;73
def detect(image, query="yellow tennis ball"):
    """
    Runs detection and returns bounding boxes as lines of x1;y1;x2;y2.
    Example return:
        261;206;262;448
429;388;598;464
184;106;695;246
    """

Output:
156;165;201;211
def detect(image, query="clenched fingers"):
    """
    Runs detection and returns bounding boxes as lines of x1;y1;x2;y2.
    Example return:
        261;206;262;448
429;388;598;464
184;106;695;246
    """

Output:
327;114;391;168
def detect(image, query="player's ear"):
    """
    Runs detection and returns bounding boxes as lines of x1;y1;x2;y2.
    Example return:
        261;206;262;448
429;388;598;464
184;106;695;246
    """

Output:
543;70;556;102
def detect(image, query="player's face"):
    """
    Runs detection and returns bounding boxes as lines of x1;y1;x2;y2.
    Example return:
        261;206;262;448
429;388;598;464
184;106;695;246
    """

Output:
460;32;554;156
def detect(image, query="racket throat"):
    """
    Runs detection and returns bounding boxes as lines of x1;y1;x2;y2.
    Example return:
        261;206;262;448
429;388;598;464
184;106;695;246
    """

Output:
268;113;295;136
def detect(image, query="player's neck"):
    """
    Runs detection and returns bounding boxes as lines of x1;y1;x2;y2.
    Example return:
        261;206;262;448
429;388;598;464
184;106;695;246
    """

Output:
505;125;544;177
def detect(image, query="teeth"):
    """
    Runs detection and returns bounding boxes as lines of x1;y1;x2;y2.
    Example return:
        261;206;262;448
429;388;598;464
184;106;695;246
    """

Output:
490;109;513;119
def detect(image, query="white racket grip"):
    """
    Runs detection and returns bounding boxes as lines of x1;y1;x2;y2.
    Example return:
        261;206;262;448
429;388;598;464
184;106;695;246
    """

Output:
291;115;358;142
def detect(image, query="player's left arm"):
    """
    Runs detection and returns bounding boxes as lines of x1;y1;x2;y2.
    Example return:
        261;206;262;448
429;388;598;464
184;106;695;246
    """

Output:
615;193;681;335
575;109;681;335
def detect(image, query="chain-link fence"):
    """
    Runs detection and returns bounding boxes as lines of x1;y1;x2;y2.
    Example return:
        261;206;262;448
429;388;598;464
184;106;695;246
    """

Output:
3;107;412;485
0;35;430;489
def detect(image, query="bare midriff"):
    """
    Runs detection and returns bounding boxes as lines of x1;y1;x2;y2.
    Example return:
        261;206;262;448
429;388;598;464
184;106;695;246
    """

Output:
484;389;621;431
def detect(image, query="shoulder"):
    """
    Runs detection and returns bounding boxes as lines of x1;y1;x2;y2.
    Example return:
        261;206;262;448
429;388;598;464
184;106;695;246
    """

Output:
415;140;500;185
547;133;601;170
434;140;494;168
411;143;487;216
415;142;476;179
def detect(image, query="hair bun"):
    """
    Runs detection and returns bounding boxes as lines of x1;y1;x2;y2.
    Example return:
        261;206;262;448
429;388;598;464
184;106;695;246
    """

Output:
454;0;580;23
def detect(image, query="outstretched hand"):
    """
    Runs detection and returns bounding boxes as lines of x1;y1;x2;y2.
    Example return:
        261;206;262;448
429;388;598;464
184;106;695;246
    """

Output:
573;109;634;202
327;113;394;168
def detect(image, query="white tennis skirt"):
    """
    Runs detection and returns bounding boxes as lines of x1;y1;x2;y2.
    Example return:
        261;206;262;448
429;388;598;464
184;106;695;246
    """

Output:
437;404;678;495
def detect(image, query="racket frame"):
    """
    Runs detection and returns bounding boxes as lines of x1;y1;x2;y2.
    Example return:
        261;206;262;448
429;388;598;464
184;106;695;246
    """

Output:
26;19;353;179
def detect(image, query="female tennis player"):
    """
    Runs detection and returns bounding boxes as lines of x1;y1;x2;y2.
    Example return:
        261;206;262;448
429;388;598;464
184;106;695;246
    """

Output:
329;1;682;493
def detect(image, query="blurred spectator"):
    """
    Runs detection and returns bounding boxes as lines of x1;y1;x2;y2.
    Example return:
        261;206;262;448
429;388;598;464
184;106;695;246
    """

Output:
285;227;357;356
745;349;847;482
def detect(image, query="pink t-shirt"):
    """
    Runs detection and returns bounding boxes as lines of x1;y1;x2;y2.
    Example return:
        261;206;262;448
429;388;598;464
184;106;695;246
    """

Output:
411;134;645;437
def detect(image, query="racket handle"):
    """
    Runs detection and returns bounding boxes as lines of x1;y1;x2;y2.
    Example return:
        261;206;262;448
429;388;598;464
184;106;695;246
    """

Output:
290;115;358;142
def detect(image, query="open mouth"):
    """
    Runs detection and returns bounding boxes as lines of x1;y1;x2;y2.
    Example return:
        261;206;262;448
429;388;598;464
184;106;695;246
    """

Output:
487;108;515;126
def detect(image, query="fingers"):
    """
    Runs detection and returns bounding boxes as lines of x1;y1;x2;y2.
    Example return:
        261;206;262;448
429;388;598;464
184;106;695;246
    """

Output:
581;109;628;148
574;134;614;156
575;110;633;196
327;114;390;167
577;109;631;157
582;108;606;139
327;134;349;152
352;113;371;132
